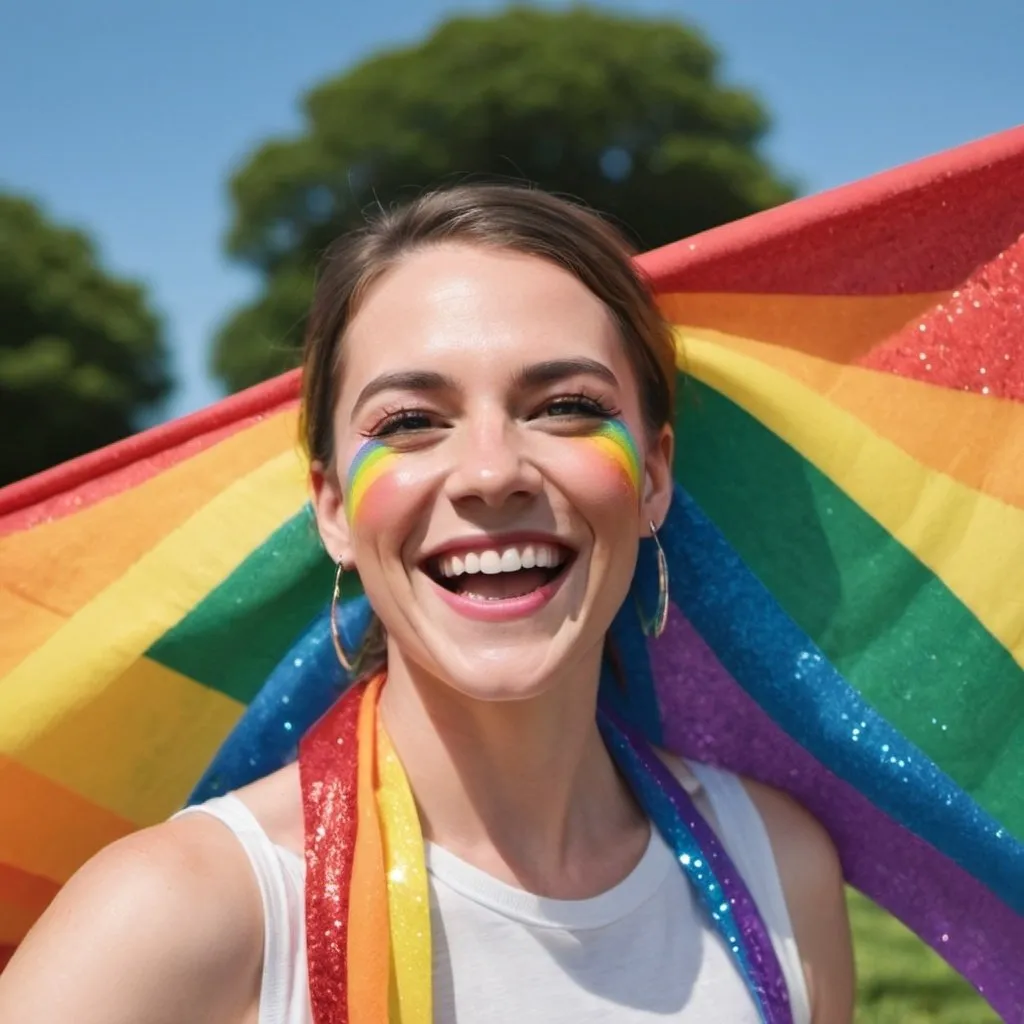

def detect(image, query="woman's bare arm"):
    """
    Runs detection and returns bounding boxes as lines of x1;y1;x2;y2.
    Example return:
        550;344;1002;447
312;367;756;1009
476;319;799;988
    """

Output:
744;780;856;1024
0;815;264;1024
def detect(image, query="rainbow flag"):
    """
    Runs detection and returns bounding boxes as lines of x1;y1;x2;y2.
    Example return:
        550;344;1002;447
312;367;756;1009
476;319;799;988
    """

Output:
2;127;1022;1017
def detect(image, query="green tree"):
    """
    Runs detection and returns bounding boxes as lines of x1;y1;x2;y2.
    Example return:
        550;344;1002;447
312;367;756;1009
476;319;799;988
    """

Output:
0;194;170;485
214;5;795;392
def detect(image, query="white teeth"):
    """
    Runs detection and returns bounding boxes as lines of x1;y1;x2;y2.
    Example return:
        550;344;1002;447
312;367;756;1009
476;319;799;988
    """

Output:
479;551;502;575
435;543;566;578
500;548;522;572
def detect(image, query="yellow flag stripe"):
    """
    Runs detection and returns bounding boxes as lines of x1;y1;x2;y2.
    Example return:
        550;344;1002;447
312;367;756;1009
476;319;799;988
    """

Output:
0;411;299;677
0;449;306;769
682;330;1024;670
677;324;1024;509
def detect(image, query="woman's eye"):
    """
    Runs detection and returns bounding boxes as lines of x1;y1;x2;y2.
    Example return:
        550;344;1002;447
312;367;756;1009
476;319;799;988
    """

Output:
373;410;437;437
543;396;612;419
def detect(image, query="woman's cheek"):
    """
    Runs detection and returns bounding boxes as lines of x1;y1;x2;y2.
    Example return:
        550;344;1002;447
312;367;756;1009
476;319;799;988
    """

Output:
348;464;428;533
558;442;641;511
349;470;399;526
560;421;643;510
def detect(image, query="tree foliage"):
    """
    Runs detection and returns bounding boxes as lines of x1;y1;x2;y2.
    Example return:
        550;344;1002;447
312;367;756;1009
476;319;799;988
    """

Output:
214;6;795;392
0;194;170;485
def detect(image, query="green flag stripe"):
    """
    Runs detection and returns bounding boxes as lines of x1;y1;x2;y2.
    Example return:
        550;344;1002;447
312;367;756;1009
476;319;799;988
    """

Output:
677;378;1023;832
147;507;335;704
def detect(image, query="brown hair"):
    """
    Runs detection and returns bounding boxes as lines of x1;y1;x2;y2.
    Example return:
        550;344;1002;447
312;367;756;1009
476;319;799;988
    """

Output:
300;184;676;470
301;184;678;676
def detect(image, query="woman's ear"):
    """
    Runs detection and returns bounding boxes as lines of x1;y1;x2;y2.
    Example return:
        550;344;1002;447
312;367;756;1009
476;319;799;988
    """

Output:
311;461;353;566
641;424;675;533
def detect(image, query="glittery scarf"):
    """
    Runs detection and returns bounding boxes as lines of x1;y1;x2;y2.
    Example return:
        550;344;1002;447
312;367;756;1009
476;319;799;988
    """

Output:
300;677;792;1024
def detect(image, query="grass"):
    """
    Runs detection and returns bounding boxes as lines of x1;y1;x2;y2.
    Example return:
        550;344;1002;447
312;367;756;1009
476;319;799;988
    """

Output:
848;890;999;1023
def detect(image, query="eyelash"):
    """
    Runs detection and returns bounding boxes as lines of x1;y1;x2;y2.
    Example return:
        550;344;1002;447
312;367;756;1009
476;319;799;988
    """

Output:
369;407;437;438
366;392;617;438
541;392;617;420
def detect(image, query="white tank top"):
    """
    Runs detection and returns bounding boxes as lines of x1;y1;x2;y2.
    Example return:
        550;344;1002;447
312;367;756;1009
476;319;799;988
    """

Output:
175;761;811;1024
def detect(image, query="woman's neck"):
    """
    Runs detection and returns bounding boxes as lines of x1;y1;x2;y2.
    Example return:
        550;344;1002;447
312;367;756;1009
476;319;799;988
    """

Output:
376;645;649;898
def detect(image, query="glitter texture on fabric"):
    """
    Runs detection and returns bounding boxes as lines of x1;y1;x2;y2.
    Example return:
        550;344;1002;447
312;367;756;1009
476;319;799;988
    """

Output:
189;600;371;802
658;488;1024;913
862;233;1024;399
600;710;793;1024
14;129;1017;1019
300;680;365;1024
655;602;1024;1014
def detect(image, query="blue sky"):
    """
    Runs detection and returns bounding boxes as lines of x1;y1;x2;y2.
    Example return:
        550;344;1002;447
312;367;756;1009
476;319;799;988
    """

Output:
2;0;1021;419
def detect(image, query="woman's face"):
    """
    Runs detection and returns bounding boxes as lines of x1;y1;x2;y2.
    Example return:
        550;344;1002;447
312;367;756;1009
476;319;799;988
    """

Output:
313;243;673;700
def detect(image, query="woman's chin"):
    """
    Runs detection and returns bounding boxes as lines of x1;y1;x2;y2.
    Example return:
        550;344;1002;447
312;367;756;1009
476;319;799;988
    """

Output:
390;570;613;703
417;636;593;706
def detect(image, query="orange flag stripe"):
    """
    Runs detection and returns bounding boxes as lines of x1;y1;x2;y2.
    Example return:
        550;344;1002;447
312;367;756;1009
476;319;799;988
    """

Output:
0;864;60;916
0;864;60;945
676;325;1024;510
0;903;45;948
0;410;300;679
685;334;1024;669
0;448;306;769
6;658;245;826
658;291;948;364
0;755;134;886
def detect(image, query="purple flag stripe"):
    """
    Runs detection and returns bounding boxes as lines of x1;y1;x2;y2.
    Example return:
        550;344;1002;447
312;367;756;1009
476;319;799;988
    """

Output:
651;605;1024;1020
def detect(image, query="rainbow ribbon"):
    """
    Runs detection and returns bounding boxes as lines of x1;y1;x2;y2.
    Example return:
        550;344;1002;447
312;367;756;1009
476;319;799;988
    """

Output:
303;680;788;1023
598;709;791;1022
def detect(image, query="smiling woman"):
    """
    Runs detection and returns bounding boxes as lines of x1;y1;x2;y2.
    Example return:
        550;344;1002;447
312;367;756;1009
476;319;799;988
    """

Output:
0;185;853;1024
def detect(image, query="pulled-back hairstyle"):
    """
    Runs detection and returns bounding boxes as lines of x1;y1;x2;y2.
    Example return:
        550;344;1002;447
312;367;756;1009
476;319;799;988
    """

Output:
300;184;678;674
300;184;676;470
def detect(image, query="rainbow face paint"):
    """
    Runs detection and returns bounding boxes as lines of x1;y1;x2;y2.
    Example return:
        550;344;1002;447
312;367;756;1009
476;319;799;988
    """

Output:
345;439;401;523
584;419;643;497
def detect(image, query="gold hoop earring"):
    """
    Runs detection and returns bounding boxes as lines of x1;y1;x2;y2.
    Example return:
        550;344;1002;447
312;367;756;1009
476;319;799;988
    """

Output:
638;520;669;639
330;560;356;674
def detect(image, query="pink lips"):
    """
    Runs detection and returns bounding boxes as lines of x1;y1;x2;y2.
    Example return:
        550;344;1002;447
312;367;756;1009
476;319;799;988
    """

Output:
426;563;569;622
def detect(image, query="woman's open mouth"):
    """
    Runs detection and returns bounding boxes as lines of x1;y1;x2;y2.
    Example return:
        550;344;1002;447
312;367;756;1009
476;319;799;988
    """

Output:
422;541;574;608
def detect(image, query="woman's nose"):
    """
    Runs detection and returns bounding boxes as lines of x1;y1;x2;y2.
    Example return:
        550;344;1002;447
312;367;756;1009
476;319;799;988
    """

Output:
443;420;543;509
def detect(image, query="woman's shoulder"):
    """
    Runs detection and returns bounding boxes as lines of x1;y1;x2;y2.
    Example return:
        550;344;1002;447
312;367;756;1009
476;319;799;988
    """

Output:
658;752;853;1023
739;777;854;1022
735;776;842;892
0;796;270;1023
233;760;304;858
655;750;842;887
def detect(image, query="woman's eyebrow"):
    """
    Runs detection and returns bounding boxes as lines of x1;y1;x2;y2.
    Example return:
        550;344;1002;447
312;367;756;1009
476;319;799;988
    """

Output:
349;359;618;420
350;370;456;420
512;358;620;390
